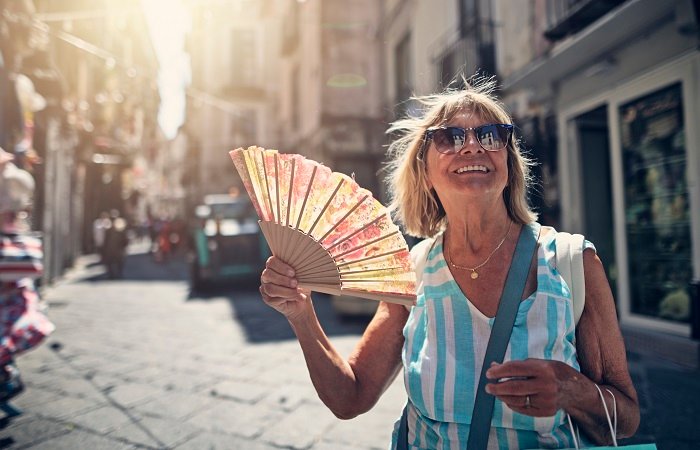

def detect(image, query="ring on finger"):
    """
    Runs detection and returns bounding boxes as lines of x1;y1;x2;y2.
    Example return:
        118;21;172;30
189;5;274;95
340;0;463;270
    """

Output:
525;394;531;408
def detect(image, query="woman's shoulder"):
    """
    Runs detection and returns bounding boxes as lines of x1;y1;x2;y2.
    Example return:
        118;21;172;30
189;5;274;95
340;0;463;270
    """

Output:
409;237;435;258
409;232;443;262
538;224;596;253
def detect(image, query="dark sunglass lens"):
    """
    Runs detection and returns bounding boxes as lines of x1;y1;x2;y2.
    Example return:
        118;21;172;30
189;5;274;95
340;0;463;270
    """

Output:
476;124;510;151
432;128;464;153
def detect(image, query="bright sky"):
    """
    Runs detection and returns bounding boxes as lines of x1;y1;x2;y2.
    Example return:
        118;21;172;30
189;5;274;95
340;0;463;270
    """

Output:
141;0;191;140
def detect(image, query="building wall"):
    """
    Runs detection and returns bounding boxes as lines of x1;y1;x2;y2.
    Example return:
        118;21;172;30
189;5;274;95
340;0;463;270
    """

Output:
320;0;382;119
288;0;322;152
272;0;388;199
494;0;535;80
411;0;460;94
556;19;696;109
497;0;700;361
383;0;505;106
186;1;283;197
381;0;414;112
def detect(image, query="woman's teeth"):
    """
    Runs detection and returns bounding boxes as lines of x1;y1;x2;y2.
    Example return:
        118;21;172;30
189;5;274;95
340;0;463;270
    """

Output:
455;165;488;173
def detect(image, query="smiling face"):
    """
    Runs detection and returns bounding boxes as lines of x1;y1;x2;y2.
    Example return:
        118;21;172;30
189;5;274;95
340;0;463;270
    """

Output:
424;111;510;209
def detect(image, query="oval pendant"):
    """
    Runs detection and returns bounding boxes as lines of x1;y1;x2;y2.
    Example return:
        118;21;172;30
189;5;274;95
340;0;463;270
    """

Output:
470;271;479;280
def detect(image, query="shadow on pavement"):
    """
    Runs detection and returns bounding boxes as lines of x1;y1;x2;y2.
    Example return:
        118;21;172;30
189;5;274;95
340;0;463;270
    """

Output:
69;245;373;343
78;250;190;283
188;280;373;343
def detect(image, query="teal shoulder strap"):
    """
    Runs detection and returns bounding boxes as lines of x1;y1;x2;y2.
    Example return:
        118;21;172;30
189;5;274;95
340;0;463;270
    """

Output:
466;222;541;450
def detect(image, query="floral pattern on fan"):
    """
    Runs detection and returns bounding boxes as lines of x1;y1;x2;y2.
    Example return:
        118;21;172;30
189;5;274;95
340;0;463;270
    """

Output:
230;146;416;306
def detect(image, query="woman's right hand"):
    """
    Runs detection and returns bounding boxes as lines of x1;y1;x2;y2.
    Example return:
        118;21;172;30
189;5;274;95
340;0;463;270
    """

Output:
259;256;312;321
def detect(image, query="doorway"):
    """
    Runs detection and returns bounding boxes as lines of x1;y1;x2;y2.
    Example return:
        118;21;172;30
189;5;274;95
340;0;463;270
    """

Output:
574;106;617;292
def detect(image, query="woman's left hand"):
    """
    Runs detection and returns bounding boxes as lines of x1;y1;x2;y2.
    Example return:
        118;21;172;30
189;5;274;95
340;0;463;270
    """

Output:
484;358;579;417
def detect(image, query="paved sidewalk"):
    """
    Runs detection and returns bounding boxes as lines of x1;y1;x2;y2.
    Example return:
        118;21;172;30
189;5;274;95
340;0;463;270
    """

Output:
0;249;698;449
0;251;405;449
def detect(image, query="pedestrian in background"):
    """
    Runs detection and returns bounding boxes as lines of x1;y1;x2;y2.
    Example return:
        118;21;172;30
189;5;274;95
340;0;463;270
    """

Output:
258;79;639;449
154;216;172;263
102;209;128;279
92;211;110;261
0;147;54;404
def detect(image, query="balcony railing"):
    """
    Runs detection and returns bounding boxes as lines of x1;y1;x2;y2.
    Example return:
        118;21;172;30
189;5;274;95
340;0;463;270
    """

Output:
544;0;629;41
434;31;496;89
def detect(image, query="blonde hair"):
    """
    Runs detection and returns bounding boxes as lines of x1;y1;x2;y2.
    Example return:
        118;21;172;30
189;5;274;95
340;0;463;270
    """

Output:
385;77;537;238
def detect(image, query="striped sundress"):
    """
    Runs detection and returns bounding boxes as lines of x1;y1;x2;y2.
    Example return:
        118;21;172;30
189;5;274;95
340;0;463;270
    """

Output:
391;226;595;449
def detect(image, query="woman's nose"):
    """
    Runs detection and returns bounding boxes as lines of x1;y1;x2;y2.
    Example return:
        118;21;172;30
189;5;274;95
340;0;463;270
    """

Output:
459;130;483;154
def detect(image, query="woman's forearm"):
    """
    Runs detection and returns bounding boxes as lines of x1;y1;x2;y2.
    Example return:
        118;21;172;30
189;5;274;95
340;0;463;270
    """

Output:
288;301;363;419
564;376;640;444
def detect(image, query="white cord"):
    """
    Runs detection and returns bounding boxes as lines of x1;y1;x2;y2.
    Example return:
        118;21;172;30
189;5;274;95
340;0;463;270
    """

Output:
566;413;580;449
566;384;619;448
576;422;582;447
595;384;618;447
606;388;618;442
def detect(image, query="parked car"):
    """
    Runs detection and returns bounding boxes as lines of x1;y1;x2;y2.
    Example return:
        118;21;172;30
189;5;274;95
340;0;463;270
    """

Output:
188;194;269;289
331;294;379;317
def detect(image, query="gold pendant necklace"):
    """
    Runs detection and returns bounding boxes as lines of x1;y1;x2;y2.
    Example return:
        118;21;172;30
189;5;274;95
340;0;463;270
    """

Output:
446;221;512;279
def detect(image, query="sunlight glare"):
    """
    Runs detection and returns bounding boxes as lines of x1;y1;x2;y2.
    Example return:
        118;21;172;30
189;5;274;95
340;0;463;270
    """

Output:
141;0;190;139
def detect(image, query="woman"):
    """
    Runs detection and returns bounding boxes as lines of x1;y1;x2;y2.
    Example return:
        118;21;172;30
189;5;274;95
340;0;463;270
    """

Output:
259;80;639;449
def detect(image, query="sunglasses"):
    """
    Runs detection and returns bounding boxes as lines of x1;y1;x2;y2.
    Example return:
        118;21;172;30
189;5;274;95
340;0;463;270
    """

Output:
418;123;514;160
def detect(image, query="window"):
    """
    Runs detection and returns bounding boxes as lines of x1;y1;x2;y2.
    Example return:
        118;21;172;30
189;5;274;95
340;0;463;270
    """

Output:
395;33;412;106
459;0;478;30
544;0;628;41
438;0;496;86
231;28;259;88
619;83;690;324
437;40;469;89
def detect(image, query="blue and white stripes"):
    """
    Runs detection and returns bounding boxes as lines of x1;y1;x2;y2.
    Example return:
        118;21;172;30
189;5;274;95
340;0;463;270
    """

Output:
392;227;594;449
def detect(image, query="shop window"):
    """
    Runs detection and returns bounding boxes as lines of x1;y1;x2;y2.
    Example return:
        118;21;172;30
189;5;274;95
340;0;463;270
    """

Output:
620;82;691;324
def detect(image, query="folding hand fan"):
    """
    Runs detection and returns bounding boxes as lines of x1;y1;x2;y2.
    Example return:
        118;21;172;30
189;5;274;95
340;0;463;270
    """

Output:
229;146;416;306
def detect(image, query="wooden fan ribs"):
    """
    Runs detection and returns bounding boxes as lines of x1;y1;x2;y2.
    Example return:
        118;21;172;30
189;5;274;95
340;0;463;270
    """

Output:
237;148;267;220
259;150;276;222
295;165;316;230
229;146;416;306
286;158;295;227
